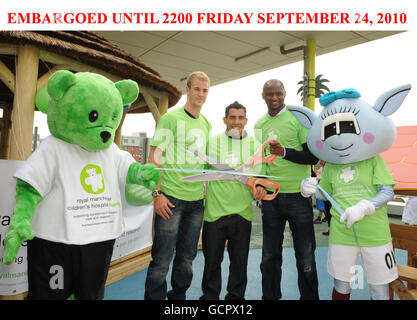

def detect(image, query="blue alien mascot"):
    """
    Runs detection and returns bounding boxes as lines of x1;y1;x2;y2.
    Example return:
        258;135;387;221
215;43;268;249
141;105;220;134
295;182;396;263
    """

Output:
290;84;411;300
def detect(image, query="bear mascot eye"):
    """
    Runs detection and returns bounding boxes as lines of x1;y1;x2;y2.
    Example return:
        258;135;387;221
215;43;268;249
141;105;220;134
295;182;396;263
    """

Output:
89;110;99;122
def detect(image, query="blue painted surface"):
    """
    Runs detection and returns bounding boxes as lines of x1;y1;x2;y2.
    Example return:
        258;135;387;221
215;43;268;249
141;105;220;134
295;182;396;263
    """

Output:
104;247;407;300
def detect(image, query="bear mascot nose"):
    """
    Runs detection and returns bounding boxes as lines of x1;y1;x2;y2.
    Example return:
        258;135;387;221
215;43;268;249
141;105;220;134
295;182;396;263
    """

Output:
100;131;111;143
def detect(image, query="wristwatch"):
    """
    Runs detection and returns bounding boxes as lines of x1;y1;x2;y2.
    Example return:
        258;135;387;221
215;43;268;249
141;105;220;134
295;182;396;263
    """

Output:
152;190;162;198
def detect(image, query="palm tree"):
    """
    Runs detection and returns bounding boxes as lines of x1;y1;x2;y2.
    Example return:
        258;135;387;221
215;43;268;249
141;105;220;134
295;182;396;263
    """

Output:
297;72;330;105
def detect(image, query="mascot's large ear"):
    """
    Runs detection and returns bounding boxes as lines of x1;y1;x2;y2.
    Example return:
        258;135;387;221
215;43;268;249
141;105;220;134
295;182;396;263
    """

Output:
47;70;77;101
115;80;139;105
287;105;317;129
35;86;49;114
373;84;412;116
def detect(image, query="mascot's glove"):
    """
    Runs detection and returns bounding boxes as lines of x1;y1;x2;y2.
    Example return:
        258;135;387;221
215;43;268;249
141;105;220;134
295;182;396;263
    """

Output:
340;199;375;228
137;163;159;190
300;177;319;198
127;162;159;191
3;179;40;265
125;184;153;206
3;218;34;264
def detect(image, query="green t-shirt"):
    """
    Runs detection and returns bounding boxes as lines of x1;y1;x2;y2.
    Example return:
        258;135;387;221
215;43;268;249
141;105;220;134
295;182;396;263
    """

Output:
319;155;395;247
204;132;261;222
254;109;310;193
150;106;211;201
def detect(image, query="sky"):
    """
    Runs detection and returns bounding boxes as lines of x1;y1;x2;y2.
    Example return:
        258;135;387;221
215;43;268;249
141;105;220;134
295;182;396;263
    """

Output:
29;30;417;140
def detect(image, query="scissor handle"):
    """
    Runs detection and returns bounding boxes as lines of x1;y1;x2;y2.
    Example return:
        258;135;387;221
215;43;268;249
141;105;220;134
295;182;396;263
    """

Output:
246;140;278;168
246;177;280;201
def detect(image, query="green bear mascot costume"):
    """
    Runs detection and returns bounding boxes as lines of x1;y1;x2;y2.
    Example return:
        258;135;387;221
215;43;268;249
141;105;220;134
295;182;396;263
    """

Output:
2;71;159;300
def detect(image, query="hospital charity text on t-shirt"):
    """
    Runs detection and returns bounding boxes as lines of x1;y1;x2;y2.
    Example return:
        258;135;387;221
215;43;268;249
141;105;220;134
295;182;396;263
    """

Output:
14;135;134;245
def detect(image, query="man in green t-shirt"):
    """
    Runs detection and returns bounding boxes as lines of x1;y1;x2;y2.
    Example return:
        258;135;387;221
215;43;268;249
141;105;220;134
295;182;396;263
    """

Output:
144;71;211;300
254;79;319;300
201;101;266;300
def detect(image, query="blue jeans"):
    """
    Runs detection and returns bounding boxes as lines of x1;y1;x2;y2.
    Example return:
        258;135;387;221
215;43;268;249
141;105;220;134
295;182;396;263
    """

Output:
144;194;204;300
261;192;319;300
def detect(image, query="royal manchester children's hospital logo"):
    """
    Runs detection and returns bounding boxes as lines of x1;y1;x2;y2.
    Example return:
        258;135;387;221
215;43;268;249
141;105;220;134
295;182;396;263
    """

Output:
224;153;239;168
80;164;105;194
337;166;359;185
189;132;205;151
266;130;279;142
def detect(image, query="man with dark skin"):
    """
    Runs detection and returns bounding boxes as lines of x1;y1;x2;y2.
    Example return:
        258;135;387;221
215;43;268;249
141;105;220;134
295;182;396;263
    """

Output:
264;80;288;156
254;79;320;300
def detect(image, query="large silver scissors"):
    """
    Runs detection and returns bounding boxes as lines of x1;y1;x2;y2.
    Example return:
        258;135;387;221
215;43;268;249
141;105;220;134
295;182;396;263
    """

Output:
181;140;280;200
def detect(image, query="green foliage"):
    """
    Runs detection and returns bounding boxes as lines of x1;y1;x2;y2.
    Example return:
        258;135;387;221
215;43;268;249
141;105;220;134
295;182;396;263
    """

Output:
297;72;330;103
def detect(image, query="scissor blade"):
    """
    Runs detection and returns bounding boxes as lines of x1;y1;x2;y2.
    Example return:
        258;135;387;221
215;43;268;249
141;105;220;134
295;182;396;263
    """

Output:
233;175;248;184
187;147;234;171
181;172;238;182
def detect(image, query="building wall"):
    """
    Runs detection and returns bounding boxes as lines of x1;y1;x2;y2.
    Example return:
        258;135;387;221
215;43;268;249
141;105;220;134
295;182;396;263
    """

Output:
122;132;148;164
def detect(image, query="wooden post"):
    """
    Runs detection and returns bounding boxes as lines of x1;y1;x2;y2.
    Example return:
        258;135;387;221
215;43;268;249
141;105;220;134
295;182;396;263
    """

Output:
158;92;169;116
0;58;16;93
128;100;147;112
114;112;126;148
9;45;39;160
36;65;68;91
142;92;161;123
0;104;12;159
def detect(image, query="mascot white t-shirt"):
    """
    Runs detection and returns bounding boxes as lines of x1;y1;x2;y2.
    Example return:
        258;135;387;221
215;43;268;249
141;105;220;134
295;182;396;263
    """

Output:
14;135;134;245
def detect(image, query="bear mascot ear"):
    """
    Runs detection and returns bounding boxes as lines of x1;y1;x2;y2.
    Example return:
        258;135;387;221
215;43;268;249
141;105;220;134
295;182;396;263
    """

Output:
115;79;139;105
35;86;50;114
47;70;77;101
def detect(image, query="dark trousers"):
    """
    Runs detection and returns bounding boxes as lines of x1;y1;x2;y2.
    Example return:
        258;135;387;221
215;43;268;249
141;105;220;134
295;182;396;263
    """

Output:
144;195;204;300
201;214;251;300
27;237;115;300
324;201;332;228
261;192;319;300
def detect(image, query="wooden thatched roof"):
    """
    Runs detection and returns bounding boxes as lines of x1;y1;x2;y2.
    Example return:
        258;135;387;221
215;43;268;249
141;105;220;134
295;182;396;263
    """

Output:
0;31;182;114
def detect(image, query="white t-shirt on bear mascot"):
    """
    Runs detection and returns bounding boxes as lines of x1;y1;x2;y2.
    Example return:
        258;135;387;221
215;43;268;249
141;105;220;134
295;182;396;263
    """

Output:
14;135;135;245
